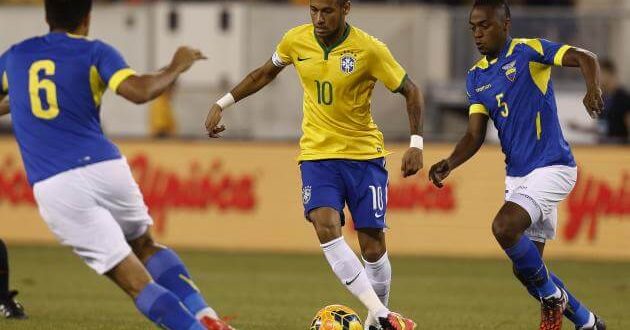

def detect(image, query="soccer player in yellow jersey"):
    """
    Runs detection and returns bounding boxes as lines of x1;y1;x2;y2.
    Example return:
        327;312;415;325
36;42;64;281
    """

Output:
205;1;422;329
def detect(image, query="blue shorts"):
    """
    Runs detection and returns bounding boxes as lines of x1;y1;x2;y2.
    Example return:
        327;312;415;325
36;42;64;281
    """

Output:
300;158;388;229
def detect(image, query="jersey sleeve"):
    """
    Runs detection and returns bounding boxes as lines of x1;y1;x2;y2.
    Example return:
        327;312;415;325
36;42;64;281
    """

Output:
524;38;572;67
94;41;136;93
466;71;488;116
0;51;8;94
369;39;407;93
272;32;293;67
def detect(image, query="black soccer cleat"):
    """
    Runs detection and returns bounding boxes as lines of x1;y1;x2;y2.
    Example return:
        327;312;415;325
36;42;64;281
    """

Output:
0;290;27;319
576;314;606;330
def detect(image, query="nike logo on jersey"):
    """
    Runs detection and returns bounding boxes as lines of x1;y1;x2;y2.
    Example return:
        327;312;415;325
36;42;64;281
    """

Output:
375;212;384;218
297;57;311;62
345;271;362;286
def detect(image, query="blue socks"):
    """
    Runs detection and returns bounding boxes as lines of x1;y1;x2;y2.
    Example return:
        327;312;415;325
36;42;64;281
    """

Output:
509;235;593;328
135;282;205;330
504;235;558;298
146;248;211;317
520;272;592;327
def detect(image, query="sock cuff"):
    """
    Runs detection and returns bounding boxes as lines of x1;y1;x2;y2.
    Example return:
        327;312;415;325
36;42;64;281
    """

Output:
146;248;184;278
320;236;345;250
135;282;166;314
362;252;389;267
504;235;534;259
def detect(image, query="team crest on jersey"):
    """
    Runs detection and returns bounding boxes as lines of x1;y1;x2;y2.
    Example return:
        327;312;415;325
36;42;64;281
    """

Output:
302;186;312;204
340;53;357;75
502;61;517;82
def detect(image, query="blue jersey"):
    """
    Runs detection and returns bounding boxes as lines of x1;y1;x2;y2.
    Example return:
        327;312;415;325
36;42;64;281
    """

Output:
466;37;576;177
0;32;136;185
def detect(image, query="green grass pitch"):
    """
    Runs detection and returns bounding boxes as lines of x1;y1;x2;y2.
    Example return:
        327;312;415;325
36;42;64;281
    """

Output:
1;246;628;329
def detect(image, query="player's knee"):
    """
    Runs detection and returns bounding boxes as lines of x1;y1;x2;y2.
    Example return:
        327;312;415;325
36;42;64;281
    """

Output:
129;234;161;264
492;214;520;246
310;208;342;243
313;223;342;243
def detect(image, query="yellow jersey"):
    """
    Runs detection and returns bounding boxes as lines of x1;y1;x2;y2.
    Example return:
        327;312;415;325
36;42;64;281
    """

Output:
272;24;407;161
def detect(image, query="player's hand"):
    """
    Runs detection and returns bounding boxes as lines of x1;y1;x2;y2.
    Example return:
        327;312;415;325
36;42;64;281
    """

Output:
401;147;423;178
428;159;451;188
170;46;207;73
205;103;226;138
583;86;604;119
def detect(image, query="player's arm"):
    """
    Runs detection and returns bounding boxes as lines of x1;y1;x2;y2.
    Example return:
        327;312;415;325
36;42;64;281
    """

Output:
0;51;8;116
429;113;488;188
0;95;9;117
117;47;206;105
205;59;284;138
399;77;425;177
561;47;604;119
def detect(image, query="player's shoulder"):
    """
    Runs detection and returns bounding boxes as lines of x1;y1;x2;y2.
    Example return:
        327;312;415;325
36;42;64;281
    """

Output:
508;38;545;56
350;26;386;48
9;35;46;53
468;57;488;74
283;24;313;40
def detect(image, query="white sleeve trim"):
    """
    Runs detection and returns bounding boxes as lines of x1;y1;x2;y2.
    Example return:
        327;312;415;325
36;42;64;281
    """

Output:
271;52;288;68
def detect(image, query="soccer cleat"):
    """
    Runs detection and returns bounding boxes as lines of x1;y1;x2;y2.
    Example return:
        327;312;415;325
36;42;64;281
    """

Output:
200;315;235;330
378;312;416;330
365;312;382;330
576;314;606;330
539;289;568;330
0;290;27;319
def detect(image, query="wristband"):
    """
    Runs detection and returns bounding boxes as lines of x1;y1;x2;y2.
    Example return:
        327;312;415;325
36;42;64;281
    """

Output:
410;135;423;150
216;93;235;110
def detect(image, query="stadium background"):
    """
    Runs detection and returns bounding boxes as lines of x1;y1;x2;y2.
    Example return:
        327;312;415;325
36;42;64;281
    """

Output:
0;0;628;329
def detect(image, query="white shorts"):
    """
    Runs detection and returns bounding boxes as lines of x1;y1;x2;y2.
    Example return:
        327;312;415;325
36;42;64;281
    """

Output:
33;158;153;274
505;165;577;243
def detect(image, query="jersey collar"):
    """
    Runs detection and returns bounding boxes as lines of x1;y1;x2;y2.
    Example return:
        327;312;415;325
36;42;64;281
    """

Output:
314;23;351;60
478;37;513;69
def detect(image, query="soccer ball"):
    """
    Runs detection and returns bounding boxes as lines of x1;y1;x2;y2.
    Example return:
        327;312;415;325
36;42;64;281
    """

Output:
309;304;363;330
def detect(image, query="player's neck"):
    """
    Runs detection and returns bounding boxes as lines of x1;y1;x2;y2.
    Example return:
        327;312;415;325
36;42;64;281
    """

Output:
486;36;510;62
319;23;348;48
50;28;88;37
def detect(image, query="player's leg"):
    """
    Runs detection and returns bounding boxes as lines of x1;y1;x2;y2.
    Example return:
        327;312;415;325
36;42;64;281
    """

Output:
32;169;204;329
359;229;389;305
85;158;230;329
513;230;603;329
344;158;414;330
128;232;230;329
498;166;580;330
0;239;26;319
311;207;389;317
493;202;567;330
301;161;394;325
106;253;206;330
358;229;390;330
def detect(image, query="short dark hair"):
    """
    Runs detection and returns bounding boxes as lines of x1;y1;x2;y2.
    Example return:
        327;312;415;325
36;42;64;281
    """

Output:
600;58;617;74
45;0;92;31
473;0;511;19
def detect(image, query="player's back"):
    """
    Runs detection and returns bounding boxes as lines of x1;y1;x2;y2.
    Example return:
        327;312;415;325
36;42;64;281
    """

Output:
0;32;135;185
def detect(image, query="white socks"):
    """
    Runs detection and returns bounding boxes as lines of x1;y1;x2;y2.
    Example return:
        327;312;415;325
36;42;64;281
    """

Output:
364;252;392;306
195;307;219;320
579;313;596;329
363;252;392;328
321;237;389;319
